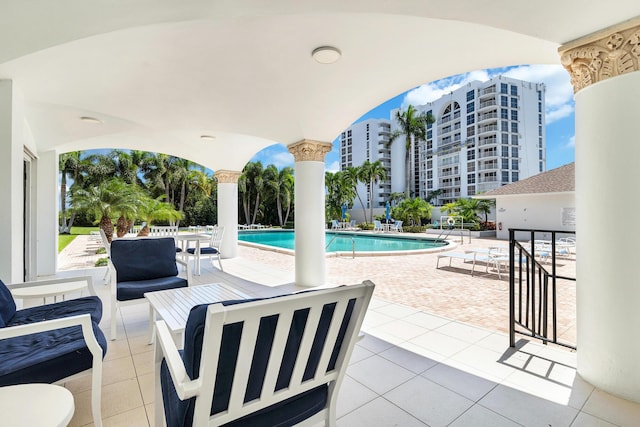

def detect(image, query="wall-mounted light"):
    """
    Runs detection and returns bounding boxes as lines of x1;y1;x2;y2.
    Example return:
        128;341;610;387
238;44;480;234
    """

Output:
80;116;102;124
200;135;216;141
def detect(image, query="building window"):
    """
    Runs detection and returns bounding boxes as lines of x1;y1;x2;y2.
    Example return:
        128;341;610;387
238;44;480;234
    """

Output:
510;85;518;96
512;159;519;170
539;126;543;136
512;134;518;145
501;96;508;107
501;83;508;94
427;170;433;179
511;110;518;121
427;130;432;139
468;186;476;195
511;97;518;108
466;90;474;101
467;114;475;125
538;114;542;124
347;130;352;137
511;122;518;133
538;90;542;101
467;102;475;113
501;108;508;119
502;171;509;182
502;158;509;169
502;121;509;131
512;172;519;181
539;161;543;172
467;149;475;161
538;138;543;148
467;174;475;184
467;126;475;137
427;180;433;189
539;150;543;160
502;146;509;157
502;133;509;144
426;159;433;169
512;147;519;157
427;110;433;129
538;102;542;113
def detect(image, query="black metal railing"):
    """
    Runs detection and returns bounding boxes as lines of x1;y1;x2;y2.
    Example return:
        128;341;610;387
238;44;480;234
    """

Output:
509;228;576;350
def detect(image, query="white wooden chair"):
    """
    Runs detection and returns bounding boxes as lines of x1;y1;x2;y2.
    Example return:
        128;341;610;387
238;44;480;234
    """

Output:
181;226;224;274
155;281;375;427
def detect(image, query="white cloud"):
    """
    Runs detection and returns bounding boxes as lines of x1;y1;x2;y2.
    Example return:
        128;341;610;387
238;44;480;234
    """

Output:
269;151;294;169
402;64;575;125
326;160;340;173
566;135;575;148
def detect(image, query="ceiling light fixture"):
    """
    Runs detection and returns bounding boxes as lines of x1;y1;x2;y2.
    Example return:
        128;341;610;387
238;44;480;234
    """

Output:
312;46;342;64
79;116;102;124
200;135;216;141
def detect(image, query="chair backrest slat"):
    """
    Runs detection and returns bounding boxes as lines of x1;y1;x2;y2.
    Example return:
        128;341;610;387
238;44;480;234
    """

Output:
189;283;373;426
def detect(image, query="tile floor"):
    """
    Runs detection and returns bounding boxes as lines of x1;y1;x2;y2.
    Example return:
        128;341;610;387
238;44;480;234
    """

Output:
47;254;640;427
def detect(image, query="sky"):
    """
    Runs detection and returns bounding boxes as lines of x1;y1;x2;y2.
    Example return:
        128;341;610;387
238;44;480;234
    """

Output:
251;64;576;173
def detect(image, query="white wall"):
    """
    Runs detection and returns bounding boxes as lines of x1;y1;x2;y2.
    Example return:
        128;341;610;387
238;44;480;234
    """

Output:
494;192;575;240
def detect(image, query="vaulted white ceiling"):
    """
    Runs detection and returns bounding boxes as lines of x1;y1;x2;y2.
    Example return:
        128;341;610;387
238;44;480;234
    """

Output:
2;1;639;170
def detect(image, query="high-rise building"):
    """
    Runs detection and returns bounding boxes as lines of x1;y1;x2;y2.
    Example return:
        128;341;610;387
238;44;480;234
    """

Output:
339;119;392;209
390;75;546;205
341;76;546;209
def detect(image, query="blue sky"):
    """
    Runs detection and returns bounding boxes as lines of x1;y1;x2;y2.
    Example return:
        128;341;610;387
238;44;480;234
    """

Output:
251;65;576;172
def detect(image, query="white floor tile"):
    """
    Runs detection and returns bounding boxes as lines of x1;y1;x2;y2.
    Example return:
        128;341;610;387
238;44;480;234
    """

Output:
336;375;378;418
379;345;439;374
571;412;619;427
449;345;518;381
435;321;492;344
357;333;396;354
347;355;415;395
582;388;640;427
421;363;498;402
373;302;420;319
449;405;522;427
411;330;471;358
403;311;451;330
371;319;429;342
479;384;579;426
385;375;474;426
337;397;426;427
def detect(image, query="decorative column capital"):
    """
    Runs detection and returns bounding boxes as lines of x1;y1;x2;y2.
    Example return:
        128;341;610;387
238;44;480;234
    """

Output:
287;140;333;162
559;18;640;93
214;170;241;183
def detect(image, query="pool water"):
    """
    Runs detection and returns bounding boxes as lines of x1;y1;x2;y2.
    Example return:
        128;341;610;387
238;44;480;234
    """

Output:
238;230;446;252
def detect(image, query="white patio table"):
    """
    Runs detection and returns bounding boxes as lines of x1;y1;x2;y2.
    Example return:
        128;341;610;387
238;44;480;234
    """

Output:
175;233;211;275
0;383;74;426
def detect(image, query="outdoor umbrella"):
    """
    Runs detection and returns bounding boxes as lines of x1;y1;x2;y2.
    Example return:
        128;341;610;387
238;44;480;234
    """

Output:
341;204;347;220
385;201;391;221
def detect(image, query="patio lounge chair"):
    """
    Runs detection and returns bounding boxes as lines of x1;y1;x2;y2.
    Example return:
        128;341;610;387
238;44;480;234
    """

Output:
155;281;374;427
331;219;340;230
109;237;192;340
373;220;383;232
0;276;107;427
391;220;403;232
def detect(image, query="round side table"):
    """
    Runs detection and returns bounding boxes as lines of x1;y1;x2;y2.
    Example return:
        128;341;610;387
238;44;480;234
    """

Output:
0;384;75;426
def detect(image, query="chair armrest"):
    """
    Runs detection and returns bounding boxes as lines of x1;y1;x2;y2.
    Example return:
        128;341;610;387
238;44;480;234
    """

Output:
8;276;96;299
176;259;193;285
155;320;200;400
0;313;103;357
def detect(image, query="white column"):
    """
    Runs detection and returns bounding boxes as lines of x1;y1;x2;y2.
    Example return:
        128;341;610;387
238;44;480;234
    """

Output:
36;150;59;276
214;170;241;258
288;140;332;287
559;19;640;402
0;80;25;283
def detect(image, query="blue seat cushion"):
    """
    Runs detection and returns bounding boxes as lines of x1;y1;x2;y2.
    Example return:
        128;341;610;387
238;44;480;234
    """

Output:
0;280;17;328
186;247;218;255
7;296;103;325
111;238;179;282
0;322;108;386
117;276;188;301
161;292;356;427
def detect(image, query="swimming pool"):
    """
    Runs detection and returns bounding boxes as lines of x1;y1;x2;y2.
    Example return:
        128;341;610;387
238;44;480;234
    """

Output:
238;230;449;254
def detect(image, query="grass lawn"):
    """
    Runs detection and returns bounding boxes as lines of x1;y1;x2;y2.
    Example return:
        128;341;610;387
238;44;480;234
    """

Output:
58;226;99;253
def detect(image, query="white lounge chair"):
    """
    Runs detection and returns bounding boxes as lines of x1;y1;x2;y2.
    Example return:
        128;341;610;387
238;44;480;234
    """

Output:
373;220;383;232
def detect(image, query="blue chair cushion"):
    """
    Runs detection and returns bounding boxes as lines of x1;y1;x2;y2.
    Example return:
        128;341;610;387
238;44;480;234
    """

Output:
7;296;103;325
186;247;218;255
0;280;17;328
111;238;179;282
0;322;108;386
161;292;356;427
117;276;188;302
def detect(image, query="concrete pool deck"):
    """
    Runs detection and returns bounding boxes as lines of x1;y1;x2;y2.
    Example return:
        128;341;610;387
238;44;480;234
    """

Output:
58;232;576;342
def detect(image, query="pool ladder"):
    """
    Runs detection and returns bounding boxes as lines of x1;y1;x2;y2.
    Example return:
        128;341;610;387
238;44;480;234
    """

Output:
326;235;356;259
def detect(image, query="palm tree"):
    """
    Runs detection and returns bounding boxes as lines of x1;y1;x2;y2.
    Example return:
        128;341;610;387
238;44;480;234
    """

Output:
344;166;366;223
359;160;388;223
388;105;435;198
426;189;443;205
394;197;432;226
70;178;133;242
475;198;496;224
239;162;265;225
388;192;405;207
136;196;183;236
265;165;294;226
59;151;88;233
324;171;352;221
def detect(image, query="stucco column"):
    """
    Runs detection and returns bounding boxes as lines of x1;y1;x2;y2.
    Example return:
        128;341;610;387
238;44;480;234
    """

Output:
36;150;59;277
288;140;332;287
559;18;640;402
0;80;25;283
214;170;241;258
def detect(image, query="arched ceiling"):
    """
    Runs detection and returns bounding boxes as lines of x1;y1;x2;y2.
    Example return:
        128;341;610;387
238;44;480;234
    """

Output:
1;1;639;170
